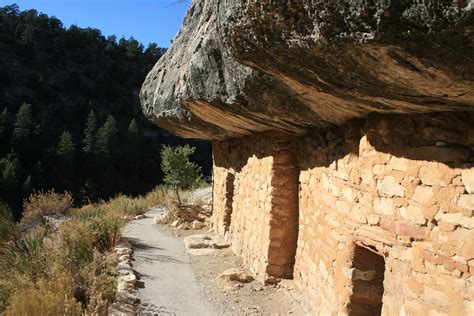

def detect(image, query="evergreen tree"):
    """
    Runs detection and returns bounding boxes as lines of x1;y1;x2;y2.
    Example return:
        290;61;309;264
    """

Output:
95;115;118;158
56;131;75;160
80;178;96;204
82;110;97;155
22;174;32;194
12;103;33;146
0;107;9;136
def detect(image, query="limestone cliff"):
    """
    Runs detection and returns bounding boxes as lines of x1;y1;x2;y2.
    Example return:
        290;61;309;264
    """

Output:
140;0;474;140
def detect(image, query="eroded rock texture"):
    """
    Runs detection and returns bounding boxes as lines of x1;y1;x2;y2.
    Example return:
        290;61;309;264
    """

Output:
140;0;474;140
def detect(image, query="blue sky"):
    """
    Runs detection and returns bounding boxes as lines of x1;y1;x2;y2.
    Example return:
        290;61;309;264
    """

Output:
9;0;191;48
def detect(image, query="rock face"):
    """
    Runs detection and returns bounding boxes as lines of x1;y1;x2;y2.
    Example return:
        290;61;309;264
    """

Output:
140;0;474;140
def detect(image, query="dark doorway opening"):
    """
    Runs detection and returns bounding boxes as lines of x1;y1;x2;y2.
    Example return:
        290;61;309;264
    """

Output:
223;172;235;233
348;245;385;316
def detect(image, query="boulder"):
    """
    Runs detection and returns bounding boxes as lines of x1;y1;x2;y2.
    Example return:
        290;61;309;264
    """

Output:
140;0;474;140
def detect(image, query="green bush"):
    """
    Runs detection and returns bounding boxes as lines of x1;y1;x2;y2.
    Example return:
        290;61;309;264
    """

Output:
161;145;203;205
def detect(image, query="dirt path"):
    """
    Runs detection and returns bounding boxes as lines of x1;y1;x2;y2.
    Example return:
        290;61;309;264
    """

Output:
123;207;217;315
123;207;312;315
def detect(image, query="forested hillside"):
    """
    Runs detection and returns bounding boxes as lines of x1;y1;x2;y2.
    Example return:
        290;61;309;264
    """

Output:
0;4;211;218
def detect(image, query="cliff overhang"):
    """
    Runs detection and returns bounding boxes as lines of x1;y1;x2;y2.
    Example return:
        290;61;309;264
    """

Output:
140;0;474;140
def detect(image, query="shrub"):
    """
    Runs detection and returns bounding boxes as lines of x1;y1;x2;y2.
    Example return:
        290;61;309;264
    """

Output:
105;195;147;218
22;190;73;223
0;227;49;279
142;185;168;208
0;202;17;242
80;252;116;314
160;145;203;205
4;273;82;316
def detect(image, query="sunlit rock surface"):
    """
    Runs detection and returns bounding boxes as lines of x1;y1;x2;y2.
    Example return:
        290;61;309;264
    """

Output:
140;0;473;140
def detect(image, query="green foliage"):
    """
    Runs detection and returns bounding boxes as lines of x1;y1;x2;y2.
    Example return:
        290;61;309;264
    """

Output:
0;4;212;219
56;131;75;160
0;202;16;242
0;107;9;137
82;110;97;155
12;103;33;146
95;115;118;158
161;145;203;204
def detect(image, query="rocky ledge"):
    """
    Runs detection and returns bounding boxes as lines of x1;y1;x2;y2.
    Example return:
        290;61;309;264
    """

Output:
140;0;474;140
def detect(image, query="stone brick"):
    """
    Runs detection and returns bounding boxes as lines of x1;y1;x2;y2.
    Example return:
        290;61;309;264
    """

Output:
419;162;458;187
377;175;405;197
412;185;434;204
380;218;427;239
373;198;395;215
400;204;426;225
458;194;474;210
388;156;410;172
462;166;474;194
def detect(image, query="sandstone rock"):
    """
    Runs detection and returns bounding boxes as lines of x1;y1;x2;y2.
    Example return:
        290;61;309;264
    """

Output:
419;163;458;187
134;214;146;220
461;166;474;194
183;234;230;249
373;198;395;216
377;176;405;197
411;186;434;204
400;204;426;225
178;222;192;230
192;220;206;230
171;219;183;227
187;248;219;256
108;303;136;316
140;0;474;140
458;194;474;210
116;291;140;305
218;268;254;283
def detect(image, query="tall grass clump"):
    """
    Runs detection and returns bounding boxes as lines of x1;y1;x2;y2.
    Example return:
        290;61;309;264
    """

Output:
21;190;73;223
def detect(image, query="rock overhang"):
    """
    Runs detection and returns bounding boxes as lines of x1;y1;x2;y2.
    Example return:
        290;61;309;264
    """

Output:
140;0;474;140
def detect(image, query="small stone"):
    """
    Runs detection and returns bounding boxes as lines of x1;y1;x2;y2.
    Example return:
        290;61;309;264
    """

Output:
135;214;146;220
218;268;254;283
178;222;192;230
419;162;458;187
171;219;183;227
192;220;206;230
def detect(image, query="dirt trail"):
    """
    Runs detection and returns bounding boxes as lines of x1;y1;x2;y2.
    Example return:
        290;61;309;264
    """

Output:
123;206;312;315
123;207;216;315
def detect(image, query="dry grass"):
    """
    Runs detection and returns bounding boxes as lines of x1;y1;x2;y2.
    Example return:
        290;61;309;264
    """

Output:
21;190;73;223
4;273;82;316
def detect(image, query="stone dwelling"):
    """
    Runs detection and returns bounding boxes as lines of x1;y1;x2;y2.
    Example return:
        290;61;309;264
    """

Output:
140;1;474;315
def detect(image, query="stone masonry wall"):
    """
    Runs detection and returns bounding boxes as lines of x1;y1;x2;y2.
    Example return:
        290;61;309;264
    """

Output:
295;113;474;315
212;112;474;314
212;132;299;281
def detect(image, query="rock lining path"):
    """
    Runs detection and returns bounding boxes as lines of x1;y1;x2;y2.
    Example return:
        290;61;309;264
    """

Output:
123;207;217;315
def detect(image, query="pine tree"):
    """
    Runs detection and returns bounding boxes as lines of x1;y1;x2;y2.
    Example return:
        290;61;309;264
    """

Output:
22;174;32;194
95;115;117;158
82;110;97;155
0;107;9;136
56;131;75;160
126;118;140;154
12;103;33;146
